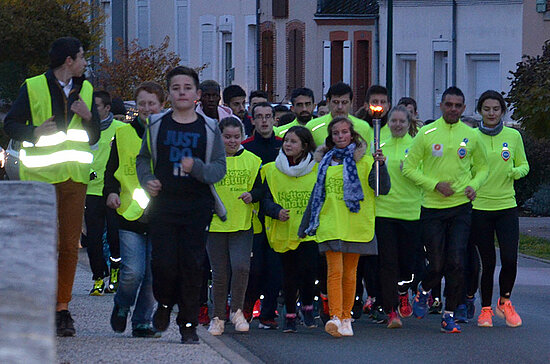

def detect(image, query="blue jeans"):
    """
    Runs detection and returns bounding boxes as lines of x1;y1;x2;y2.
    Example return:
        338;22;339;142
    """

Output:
114;229;155;327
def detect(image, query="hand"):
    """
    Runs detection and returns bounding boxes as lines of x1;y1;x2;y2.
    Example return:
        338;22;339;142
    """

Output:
238;192;253;204
181;157;194;173
71;95;92;122
33;116;57;137
464;186;476;201
106;193;121;209
146;179;162;197
278;209;290;221
373;148;386;165
435;181;455;197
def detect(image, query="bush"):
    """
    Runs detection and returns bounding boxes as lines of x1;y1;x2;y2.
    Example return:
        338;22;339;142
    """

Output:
514;130;550;207
523;184;550;216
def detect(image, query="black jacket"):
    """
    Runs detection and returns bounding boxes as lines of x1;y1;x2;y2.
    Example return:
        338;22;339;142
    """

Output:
241;132;283;164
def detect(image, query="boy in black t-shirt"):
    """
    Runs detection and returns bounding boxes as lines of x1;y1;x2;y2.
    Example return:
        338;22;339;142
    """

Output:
136;66;227;344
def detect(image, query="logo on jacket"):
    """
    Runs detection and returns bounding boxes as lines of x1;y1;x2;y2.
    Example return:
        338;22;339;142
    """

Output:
501;142;510;161
432;143;443;157
457;138;468;159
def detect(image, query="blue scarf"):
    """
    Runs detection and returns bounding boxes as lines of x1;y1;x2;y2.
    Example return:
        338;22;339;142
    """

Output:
304;143;364;236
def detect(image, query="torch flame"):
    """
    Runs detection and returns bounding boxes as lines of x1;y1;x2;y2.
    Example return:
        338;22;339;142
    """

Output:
0;148;5;169
369;104;384;113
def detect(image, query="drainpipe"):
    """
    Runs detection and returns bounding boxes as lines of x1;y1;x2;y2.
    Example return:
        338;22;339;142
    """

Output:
386;0;393;101
256;0;261;90
374;16;379;85
451;0;457;86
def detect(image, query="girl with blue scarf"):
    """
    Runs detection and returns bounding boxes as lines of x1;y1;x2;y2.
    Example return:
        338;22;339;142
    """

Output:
299;117;390;337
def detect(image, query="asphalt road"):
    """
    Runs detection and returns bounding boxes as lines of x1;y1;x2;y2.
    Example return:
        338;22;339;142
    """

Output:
219;255;550;364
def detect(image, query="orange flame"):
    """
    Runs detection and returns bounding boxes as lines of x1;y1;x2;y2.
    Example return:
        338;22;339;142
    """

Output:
369;104;384;113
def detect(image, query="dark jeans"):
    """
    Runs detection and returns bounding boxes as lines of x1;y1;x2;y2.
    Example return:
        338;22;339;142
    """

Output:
377;217;419;312
471;207;519;307
200;255;211;306
420;203;472;312
244;232;282;320
356;255;381;304
464;233;481;300
84;194;120;280
149;207;213;328
279;241;319;314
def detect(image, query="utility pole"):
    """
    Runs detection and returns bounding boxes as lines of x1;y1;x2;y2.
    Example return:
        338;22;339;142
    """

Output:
386;0;393;101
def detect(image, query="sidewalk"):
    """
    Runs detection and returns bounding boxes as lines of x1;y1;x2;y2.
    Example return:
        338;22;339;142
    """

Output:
56;250;247;364
519;217;550;240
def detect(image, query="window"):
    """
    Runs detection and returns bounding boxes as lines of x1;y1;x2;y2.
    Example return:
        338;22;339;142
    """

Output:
287;25;305;95
273;0;288;18
396;54;417;101
136;0;150;48
200;24;214;80
175;0;189;63
433;50;449;118
466;54;500;114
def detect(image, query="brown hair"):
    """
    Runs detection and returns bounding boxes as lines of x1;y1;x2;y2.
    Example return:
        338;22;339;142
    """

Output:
134;81;165;103
325;116;364;150
284;126;316;163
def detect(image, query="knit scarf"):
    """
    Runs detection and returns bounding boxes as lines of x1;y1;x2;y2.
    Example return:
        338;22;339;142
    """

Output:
100;113;114;131
479;120;503;136
304;143;364;236
275;149;316;177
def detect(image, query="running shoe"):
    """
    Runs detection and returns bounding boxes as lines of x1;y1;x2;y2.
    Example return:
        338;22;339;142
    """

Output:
496;299;522;327
412;283;431;319
302;307;317;328
466;296;476;319
325;315;342;337
428;297;442;315
387;310;403;329
153;304;172;332
180;327;199;345
440;313;461;333
370;306;388;324
252;299;261;319
320;293;330;325
110;304;130;333
132;324;161;338
198;304;210;326
454;304;468;323
208;317;225;336
398;293;413;318
283;316;297;333
230;309;249;332
351;297;363;320
477;306;494;327
258;318;278;329
89;278;105;296
56;310;75;337
339;318;353;336
105;267;119;293
363;296;375;315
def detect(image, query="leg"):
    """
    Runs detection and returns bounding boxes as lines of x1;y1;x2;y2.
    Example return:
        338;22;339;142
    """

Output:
207;232;230;319
280;250;299;315
297;241;320;307
397;220;418;294
325;251;344;318
105;202;120;261
114;230;147;309
472;209;497;307
377;217;400;313
149;218;180;306
495;208;519;300
85;194;109;280
243;233;265;316
341;253;360;320
227;229;254;313
419;208;447;292
259;235;283;321
131;236;155;327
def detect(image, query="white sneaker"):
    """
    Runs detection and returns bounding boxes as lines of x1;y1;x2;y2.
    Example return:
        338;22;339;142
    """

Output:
208;317;225;336
339;318;354;336
230;309;249;332
325;315;342;337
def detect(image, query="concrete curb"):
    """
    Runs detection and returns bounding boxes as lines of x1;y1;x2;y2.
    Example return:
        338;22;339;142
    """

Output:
518;252;550;265
196;326;264;364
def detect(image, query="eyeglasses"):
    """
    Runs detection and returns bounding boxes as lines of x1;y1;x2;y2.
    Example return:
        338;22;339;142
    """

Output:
254;114;273;121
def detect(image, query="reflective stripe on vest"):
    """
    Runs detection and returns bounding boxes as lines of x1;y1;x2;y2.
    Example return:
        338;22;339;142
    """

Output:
209;150;262;232
262;162;318;253
19;74;94;184
114;124;149;221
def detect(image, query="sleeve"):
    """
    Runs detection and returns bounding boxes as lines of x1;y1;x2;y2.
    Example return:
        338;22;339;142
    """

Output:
83;97;101;145
368;162;391;195
136;128;157;189
297;193;314;239
189;125;227;184
509;132;529;180
103;137;121;197
249;170;265;203
2;83;38;143
468;135;489;191
261;182;283;219
402;133;439;192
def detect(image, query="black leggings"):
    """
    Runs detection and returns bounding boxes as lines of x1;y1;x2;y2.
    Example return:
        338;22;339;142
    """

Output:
471;208;519;307
279;241;319;314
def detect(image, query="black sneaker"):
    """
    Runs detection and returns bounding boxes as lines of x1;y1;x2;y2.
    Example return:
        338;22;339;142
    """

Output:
153;304;172;332
428;298;443;315
132;324;161;338
283;316;297;333
110;304;130;333
370;306;388;324
352;298;363;320
180;327;199;344
56;310;76;337
302;308;317;328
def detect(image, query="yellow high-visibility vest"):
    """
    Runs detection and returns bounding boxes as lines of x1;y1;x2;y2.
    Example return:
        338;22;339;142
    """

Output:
114;124;150;221
19;74;94;184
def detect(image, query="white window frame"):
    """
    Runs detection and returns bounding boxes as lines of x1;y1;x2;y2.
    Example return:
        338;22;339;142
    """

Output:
396;53;418;101
136;0;150;48
175;0;190;64
466;53;501;115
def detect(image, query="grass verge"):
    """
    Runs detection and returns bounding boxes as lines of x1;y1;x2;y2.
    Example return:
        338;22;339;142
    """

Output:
519;234;550;260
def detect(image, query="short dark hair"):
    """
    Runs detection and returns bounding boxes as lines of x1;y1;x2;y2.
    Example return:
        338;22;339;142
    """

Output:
476;90;507;114
251;102;274;119
365;85;388;104
219;116;244;136
397;97;417;112
93;90;111;107
283;126;316;162
326;117;364;150
249;90;268;103
290;88;315;104
49;37;82;69
326;82;353;101
317;100;327;108
442;86;465;104
199;80;221;94
166;66;199;89
274;104;289;113
277;112;296;127
223;85;246;104
111;97;127;116
134;81;165;103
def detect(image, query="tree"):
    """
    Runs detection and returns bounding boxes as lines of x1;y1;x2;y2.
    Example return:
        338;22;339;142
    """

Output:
506;40;550;138
95;37;182;101
0;0;104;102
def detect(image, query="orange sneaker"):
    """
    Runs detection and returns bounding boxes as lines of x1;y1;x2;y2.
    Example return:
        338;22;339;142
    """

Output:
496;299;522;327
477;307;494;327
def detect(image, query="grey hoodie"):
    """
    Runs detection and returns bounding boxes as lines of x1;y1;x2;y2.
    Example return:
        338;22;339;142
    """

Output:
136;110;227;221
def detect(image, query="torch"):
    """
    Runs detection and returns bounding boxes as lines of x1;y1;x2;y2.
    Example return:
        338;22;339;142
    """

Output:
369;104;384;196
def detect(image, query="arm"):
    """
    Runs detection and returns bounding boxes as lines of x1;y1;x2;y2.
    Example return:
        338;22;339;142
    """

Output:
189;125;227;184
468;137;489;191
249;171;265;203
402;134;439;192
297;193;314;238
103;137;121;197
3;84;38;143
136;129;157;188
82;97;100;145
510;132;529;180
261;182;284;219
368;162;391;195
